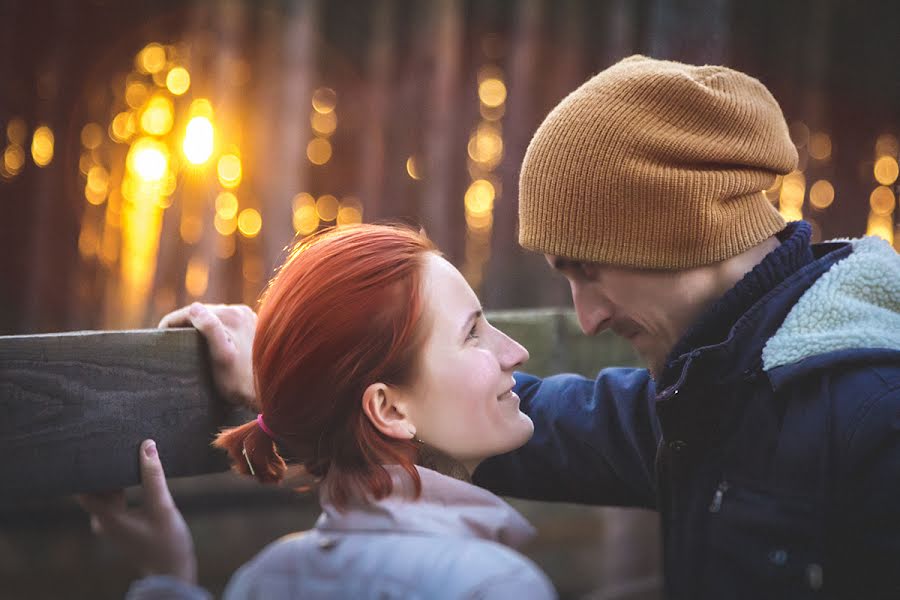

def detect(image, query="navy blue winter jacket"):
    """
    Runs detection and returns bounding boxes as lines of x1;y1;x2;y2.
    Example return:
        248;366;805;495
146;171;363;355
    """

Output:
475;222;900;599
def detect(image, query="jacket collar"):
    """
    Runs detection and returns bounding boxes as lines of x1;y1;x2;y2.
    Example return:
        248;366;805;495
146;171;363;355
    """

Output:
657;229;854;400
315;465;536;550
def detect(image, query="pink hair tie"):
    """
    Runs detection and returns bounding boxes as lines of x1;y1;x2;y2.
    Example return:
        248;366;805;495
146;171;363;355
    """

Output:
256;413;278;440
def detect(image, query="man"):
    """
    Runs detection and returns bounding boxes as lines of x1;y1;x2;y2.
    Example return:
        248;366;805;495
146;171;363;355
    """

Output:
160;56;900;598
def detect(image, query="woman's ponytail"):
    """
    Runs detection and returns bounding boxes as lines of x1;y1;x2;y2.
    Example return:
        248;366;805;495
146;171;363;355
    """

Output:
212;419;287;484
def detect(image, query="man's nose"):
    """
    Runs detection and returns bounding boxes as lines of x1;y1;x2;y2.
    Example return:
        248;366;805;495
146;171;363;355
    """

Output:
571;282;613;336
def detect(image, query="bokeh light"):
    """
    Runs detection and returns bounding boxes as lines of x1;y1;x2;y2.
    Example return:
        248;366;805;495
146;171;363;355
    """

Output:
316;194;339;221
215;191;239;220
185;256;209;297
808;180;835;210
808;132;832;161
874;156;899;186
312;87;337;113
81;123;104;149
166;67;191;95
127;137;169;182
478;78;507;108
311;111;337;136
217;154;242;188
6;118;26;146
140;95;174;136
3;144;25;175
869;186;896;216
183;116;215;165
406;155;422;180
307;138;332;165
137;43;167;74
31;126;54;167
237;208;262;238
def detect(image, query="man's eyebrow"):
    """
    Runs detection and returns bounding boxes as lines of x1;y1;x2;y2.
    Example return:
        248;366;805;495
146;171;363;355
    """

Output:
552;257;581;271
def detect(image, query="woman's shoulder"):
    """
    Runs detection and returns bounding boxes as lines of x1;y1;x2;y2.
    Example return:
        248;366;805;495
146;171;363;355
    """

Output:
223;529;556;599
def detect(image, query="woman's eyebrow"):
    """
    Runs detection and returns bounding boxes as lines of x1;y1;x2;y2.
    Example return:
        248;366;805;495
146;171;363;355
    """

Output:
460;309;483;337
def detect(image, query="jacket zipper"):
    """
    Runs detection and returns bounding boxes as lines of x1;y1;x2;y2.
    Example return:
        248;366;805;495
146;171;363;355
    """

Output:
709;481;729;513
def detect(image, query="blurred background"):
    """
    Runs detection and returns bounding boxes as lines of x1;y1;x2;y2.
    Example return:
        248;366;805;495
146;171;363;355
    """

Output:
0;0;899;335
1;0;899;598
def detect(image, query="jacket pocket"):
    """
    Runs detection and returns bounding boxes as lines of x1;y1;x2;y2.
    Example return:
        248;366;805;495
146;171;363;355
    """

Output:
704;479;825;599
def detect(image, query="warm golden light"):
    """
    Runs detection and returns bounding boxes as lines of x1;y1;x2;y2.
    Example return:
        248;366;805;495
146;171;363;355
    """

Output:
185;256;209;297
127;137;169;182
217;154;242;188
870;186;896;216
808;180;834;210
87;166;110;195
312;87;337;114
316;194;339;221
126;82;149;109
478;78;507;108
111;112;136;142
311;111;337;136
808;132;832;161
293;204;319;235
3;144;25;174
140;95;174;136
31;125;54;167
465;179;495;217
307;138;332;165
292;192;315;212
6;118;26;145
874;156;899;186
214;213;238;236
337;198;363;226
189;98;214;118
779;171;805;210
466;210;493;231
238;208;262;238
867;213;894;245
467;124;503;168
81;123;104;149
183;116;215;165
215;191;239;220
406;156;422;180
138;43;167;74
166;66;191;95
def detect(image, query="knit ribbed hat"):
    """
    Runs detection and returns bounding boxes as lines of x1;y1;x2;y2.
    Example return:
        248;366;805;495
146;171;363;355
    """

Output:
518;55;798;269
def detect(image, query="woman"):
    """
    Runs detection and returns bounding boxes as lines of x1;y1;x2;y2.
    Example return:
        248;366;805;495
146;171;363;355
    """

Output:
78;223;557;599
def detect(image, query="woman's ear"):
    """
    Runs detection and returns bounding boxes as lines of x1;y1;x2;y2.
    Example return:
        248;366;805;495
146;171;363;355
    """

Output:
361;383;416;441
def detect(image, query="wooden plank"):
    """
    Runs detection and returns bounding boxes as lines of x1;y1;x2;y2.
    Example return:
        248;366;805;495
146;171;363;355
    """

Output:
0;310;640;504
0;328;252;503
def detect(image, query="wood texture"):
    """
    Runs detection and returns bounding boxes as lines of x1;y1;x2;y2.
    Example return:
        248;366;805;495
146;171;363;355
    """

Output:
0;328;251;502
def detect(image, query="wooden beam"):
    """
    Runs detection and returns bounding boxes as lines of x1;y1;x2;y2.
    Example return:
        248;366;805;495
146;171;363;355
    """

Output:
0;328;251;502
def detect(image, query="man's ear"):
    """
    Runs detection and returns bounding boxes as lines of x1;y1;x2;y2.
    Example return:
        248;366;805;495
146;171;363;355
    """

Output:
361;383;416;441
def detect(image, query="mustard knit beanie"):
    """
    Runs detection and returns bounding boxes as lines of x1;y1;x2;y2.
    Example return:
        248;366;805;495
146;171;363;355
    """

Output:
518;55;798;269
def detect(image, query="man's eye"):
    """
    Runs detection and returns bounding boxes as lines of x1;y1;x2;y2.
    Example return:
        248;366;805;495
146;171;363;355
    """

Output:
466;322;479;340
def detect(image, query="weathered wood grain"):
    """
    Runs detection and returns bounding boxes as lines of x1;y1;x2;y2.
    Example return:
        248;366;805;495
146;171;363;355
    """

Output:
0;328;252;502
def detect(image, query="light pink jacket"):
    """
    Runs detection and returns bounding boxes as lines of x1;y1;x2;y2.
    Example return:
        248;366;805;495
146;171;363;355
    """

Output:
127;466;557;599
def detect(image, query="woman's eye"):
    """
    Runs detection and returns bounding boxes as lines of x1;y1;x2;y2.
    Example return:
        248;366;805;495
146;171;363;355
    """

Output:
466;322;479;340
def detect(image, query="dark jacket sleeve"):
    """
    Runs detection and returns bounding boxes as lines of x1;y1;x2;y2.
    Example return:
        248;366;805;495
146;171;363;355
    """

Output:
473;367;662;509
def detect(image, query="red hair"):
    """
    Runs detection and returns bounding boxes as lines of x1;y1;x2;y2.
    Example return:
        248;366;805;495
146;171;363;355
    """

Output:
212;223;437;507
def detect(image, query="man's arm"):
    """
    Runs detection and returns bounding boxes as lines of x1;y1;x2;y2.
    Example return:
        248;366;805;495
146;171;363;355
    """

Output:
473;367;662;509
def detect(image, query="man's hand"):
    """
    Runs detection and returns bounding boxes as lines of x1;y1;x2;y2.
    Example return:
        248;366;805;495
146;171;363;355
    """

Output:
158;303;258;411
76;440;198;584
